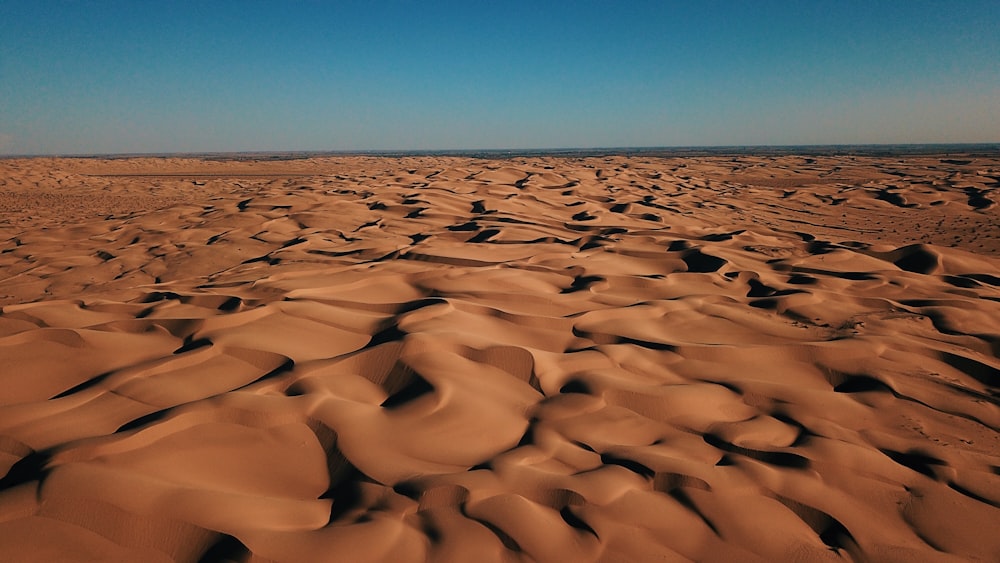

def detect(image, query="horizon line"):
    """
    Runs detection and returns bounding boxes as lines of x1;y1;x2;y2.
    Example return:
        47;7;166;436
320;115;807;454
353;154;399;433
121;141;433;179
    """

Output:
3;142;999;160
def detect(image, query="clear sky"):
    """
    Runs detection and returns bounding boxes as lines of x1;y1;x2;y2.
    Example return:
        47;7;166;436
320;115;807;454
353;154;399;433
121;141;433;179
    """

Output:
1;1;998;155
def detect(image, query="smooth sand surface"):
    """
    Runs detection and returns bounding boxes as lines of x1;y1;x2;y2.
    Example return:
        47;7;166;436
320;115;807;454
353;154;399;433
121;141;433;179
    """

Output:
0;154;998;561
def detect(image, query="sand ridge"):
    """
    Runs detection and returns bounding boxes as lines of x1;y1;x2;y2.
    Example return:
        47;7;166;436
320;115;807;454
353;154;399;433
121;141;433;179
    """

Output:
0;154;998;561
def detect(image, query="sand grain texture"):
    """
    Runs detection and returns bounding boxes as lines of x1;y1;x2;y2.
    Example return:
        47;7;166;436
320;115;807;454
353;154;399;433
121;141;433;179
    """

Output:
1;154;998;561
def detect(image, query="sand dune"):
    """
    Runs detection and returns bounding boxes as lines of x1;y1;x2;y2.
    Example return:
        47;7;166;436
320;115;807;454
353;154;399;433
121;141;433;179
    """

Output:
0;154;998;561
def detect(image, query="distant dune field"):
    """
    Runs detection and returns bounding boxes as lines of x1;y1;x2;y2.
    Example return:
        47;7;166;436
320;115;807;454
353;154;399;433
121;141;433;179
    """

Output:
0;154;998;561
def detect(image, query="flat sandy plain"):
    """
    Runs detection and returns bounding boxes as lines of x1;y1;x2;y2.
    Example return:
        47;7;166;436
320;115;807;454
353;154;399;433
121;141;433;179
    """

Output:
0;153;998;561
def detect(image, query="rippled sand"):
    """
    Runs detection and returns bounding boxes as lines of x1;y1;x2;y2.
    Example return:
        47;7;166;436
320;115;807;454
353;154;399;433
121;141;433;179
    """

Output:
1;154;998;561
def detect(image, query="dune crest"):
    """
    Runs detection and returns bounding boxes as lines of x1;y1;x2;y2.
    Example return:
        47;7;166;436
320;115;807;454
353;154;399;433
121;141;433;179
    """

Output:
1;154;998;561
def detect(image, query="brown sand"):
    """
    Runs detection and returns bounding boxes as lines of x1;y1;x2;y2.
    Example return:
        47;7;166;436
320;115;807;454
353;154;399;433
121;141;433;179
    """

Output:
0;154;998;561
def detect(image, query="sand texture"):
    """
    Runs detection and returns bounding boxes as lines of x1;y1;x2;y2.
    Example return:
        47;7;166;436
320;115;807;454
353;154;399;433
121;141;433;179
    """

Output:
0;154;998;562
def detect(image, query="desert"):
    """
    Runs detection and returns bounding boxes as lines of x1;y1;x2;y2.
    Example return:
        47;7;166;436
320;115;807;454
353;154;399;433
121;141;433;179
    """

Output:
0;152;998;561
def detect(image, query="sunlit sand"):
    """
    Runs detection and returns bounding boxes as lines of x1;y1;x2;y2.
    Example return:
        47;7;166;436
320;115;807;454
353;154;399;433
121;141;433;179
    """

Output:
0;153;998;561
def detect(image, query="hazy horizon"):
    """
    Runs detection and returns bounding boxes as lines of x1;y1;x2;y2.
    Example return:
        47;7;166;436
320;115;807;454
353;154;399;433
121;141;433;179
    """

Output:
2;1;998;156
5;143;1000;160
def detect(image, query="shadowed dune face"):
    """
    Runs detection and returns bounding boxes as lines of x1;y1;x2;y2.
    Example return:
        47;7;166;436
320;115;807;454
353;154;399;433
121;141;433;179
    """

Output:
0;154;998;561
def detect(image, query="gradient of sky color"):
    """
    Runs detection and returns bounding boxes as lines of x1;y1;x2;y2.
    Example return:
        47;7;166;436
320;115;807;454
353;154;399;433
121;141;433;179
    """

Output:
1;1;998;155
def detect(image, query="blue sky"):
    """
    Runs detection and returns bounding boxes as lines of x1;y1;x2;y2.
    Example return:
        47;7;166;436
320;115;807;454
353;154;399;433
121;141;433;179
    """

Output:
1;1;998;154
